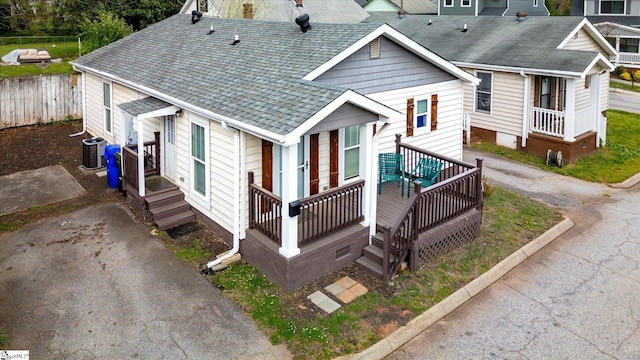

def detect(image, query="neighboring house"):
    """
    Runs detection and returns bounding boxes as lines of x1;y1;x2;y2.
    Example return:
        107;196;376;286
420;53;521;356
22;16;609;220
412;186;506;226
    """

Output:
364;0;438;14
180;0;370;23
438;0;549;16
368;14;616;162
571;0;640;66
71;14;483;290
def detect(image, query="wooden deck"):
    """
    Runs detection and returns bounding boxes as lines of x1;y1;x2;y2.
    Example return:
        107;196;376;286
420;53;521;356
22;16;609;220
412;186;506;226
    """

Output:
376;181;413;228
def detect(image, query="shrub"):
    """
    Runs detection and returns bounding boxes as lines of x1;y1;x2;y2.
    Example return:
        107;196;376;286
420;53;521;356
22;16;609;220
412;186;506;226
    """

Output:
620;72;632;81
614;65;628;77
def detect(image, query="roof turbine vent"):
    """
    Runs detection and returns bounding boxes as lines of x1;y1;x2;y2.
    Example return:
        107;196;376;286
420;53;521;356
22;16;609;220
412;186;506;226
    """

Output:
191;10;203;24
295;14;312;33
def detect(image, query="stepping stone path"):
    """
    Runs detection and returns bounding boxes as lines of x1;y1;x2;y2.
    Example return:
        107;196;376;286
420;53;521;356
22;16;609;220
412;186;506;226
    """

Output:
306;276;369;314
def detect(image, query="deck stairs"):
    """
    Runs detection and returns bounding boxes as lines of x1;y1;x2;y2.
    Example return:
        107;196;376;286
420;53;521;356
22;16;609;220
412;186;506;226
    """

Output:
145;187;196;230
354;231;396;280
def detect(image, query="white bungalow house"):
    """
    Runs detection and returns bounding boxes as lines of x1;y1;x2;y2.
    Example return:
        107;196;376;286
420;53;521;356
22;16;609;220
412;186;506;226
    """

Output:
369;14;617;162
71;15;483;290
179;0;370;23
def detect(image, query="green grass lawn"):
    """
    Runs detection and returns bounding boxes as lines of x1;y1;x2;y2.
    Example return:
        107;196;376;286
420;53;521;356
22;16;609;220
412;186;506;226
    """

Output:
472;110;640;184
0;41;79;78
610;80;640;93
197;187;563;359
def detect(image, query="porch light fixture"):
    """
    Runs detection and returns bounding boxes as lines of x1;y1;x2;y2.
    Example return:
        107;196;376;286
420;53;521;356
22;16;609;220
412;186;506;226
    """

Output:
175;109;183;117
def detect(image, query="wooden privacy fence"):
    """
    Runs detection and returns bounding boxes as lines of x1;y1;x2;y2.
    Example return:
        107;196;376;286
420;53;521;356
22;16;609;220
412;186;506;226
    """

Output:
0;74;82;130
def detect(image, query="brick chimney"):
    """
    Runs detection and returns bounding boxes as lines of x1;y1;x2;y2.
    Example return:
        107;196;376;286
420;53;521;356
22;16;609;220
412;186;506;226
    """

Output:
295;0;303;7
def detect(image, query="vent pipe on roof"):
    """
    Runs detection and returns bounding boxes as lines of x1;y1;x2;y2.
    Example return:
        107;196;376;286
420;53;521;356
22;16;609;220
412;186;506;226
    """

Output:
295;13;312;33
191;10;203;24
462;24;468;32
428;19;432;25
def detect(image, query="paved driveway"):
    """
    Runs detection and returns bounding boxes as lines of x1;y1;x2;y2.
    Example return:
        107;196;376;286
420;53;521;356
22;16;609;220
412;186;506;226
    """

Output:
0;203;290;359
386;149;640;359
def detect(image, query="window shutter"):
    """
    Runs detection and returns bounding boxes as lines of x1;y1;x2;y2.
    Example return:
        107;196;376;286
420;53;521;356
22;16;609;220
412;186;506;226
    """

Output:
585;75;590;89
310;134;319;195
261;140;273;192
406;98;414;137
534;76;541;107
330;130;339;188
431;94;438;131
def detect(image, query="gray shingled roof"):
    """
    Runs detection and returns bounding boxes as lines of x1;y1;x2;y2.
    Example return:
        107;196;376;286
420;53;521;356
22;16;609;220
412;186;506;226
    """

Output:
587;15;640;28
366;14;601;74
72;15;382;136
118;97;172;116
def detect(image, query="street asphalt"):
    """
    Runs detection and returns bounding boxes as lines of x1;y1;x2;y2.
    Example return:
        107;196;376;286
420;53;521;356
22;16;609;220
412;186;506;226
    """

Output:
381;149;640;359
0;202;291;359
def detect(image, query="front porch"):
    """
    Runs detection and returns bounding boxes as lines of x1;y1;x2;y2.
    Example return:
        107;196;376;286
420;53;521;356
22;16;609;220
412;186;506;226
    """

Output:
120;133;195;230
243;136;484;290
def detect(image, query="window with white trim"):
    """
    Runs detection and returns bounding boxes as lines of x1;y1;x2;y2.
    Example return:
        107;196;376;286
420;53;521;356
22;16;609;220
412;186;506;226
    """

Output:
103;82;112;133
533;0;538;7
444;0;454;7
600;0;624;14
343;125;360;180
620;38;639;53
416;98;430;131
475;71;492;113
462;0;471;7
191;121;208;199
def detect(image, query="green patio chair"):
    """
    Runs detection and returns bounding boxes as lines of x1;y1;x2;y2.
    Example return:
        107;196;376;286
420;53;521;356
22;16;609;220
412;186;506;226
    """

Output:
378;153;405;196
408;157;443;196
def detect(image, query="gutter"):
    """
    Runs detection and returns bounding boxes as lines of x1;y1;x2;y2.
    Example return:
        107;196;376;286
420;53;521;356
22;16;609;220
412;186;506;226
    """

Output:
206;127;241;269
68;73;87;137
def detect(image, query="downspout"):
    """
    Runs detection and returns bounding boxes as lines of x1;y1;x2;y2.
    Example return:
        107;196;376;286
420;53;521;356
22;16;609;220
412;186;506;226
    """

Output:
520;71;529;148
69;72;87;137
206;127;241;269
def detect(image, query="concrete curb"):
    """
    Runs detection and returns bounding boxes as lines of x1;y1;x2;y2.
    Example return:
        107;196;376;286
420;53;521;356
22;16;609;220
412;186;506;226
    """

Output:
609;87;640;97
335;217;574;360
608;171;640;188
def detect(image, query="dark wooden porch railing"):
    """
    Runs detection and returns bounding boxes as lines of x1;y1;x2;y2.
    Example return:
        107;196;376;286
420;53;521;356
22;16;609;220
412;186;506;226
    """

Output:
121;132;161;191
381;135;484;283
298;180;364;246
248;172;282;245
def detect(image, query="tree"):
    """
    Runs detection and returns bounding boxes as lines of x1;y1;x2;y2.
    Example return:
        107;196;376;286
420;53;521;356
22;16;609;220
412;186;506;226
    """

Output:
79;10;132;54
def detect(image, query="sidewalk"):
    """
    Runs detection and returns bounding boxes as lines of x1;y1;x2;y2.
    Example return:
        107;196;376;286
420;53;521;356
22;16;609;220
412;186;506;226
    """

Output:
338;147;640;360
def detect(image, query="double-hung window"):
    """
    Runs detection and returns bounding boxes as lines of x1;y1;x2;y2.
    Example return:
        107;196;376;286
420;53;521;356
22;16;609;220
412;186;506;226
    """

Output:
461;0;471;7
416;98;429;131
103;82;112;134
475;71;492;113
343;125;360;181
444;0;454;6
191;121;207;199
620;38;639;53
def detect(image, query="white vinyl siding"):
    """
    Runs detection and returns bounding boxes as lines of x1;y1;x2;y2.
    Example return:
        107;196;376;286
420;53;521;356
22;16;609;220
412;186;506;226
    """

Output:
84;73;105;139
562;28;606;52
575;77;592;111
209;121;236;234
600;72;610;112
370;79;465;160
463;69;524;138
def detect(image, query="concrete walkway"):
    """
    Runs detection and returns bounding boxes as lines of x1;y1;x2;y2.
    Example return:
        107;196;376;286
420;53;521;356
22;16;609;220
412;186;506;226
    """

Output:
0;203;291;359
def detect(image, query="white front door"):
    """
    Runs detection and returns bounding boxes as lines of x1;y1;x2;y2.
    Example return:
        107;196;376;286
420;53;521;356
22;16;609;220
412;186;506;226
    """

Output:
164;115;176;181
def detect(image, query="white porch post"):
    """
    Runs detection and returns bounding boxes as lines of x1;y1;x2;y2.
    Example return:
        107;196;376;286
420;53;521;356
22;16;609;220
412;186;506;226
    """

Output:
563;78;576;142
137;116;146;197
279;143;300;258
361;123;374;232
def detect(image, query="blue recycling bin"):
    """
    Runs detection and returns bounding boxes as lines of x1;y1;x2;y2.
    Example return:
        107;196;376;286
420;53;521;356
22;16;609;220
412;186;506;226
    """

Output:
104;144;121;188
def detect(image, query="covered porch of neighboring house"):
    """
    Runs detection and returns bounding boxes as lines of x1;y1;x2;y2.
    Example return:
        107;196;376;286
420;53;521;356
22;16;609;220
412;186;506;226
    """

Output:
598;22;640;67
117;97;195;230
523;74;606;163
243;135;484;291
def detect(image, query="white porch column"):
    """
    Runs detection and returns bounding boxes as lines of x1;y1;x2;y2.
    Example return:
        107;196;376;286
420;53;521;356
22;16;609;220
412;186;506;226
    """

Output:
137;116;146;197
361;123;374;231
279;143;300;258
564;78;576;142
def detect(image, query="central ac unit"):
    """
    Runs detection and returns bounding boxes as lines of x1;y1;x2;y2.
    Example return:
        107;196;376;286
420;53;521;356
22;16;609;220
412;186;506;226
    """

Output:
82;137;107;169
